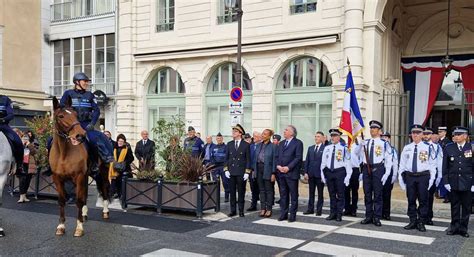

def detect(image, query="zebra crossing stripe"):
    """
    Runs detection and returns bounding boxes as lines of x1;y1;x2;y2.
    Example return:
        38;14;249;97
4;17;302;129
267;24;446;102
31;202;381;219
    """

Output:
298;241;404;257
296;212;447;232
207;230;305;249
254;219;436;245
141;248;210;257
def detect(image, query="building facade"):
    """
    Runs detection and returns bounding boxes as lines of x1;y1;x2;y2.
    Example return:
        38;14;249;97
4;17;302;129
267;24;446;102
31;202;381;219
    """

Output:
117;0;474;150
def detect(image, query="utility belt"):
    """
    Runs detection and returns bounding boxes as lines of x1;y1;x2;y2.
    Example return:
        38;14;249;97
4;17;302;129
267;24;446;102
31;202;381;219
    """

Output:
405;170;429;177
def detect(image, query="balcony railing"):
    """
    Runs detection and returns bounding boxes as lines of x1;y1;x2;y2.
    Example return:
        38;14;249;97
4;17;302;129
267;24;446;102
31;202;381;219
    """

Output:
51;0;115;23
50;83;115;97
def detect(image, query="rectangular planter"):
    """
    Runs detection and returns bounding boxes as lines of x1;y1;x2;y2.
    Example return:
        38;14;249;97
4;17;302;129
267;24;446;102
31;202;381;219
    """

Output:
121;176;220;218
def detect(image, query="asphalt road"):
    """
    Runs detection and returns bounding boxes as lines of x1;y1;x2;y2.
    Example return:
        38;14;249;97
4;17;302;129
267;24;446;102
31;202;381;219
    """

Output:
1;188;473;257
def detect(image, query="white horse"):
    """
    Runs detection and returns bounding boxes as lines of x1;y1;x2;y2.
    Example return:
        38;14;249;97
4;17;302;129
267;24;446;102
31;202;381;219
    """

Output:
0;131;15;237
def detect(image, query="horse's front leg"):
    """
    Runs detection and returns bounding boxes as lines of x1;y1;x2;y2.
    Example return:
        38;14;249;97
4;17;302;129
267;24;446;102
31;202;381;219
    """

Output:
74;174;87;237
53;175;66;236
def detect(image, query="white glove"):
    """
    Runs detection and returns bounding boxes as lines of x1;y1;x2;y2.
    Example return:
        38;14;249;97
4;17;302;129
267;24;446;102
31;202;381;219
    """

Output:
471;186;474;192
391;173;397;184
359;174;363;181
344;176;350;186
398;173;406;191
321;173;327;184
435;177;442;187
428;179;434;190
243;173;249;181
400;183;406;191
381;173;389;186
444;184;451;192
225;171;230;179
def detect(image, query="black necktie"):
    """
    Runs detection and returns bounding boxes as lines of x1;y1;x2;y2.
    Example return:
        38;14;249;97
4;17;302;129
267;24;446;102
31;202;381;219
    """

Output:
315;145;319;153
412;145;418;172
143;140;146;146
330;145;335;170
235;141;239;150
285;141;289;148
369;140;374;165
459;145;463;151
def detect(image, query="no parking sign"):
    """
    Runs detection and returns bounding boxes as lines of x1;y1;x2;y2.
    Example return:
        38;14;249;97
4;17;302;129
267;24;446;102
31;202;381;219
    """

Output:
230;87;243;102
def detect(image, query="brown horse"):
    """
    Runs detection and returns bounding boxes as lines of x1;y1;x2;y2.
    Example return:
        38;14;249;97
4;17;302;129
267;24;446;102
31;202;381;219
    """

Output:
50;96;111;237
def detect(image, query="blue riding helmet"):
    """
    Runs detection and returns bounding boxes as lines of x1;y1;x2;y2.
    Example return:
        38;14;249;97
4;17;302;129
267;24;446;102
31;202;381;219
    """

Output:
73;72;91;83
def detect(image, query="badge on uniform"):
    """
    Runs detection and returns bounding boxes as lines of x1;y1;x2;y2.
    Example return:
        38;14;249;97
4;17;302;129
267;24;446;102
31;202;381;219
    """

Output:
419;151;428;162
465;150;472;158
375;145;382;156
336;150;343;161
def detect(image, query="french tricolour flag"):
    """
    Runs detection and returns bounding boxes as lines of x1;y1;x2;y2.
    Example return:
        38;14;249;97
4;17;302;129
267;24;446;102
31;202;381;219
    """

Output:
339;70;364;148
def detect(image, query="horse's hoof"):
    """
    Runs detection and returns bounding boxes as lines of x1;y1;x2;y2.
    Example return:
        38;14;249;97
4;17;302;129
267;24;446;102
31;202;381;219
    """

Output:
55;228;65;236
102;212;109;220
73;229;84;237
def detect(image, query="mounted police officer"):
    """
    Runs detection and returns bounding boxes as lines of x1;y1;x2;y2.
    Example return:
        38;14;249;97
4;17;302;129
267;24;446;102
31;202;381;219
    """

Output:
183;126;204;157
321;128;352;222
210;132;229;202
443;126;473;238
398;124;437;232
423;127;443;225
381;132;398;221
357;120;392;227
60;72;114;172
0;94;24;174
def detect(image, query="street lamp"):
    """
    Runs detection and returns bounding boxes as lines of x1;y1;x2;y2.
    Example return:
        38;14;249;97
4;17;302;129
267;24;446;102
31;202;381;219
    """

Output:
441;0;453;75
225;0;243;89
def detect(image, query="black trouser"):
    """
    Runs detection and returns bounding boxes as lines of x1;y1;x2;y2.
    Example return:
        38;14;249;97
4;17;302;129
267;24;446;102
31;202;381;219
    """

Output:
256;163;274;211
449;190;472;233
18;164;33;194
362;164;384;219
307;176;324;214
248;173;260;207
229;175;246;213
382;169;394;217
279;176;299;218
344;168;360;214
427;175;438;222
405;172;429;223
325;168;345;217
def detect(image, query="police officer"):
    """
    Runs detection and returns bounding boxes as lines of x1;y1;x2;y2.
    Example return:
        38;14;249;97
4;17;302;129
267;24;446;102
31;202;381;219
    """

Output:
438;126;452;149
0;94;24;174
184;126;204;157
443;126;473;238
358;120;392;226
60;72;114;170
381;132;398;220
423;127;443;225
344;139;361;217
224;124;251;217
398;124;436;232
321;128;352;222
210;132;229;202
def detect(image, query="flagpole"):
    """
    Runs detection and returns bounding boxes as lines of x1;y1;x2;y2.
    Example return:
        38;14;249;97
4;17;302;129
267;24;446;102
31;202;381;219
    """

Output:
347;58;372;175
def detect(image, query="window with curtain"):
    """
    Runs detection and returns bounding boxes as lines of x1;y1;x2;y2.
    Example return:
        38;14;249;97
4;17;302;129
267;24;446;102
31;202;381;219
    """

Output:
290;0;317;15
217;0;238;24
277;57;332;89
156;0;175;32
148;67;185;94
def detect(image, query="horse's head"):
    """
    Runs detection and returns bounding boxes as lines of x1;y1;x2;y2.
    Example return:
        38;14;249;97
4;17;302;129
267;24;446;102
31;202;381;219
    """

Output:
52;96;86;146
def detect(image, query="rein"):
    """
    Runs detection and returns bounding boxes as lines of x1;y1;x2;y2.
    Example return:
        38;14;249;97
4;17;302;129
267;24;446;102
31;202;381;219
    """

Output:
55;119;82;143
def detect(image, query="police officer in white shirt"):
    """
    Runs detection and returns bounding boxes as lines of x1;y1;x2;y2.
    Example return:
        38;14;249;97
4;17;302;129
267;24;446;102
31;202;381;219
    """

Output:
320;128;352;222
357;120;392;227
423;127;443;225
398;124;437;232
344;141;362;217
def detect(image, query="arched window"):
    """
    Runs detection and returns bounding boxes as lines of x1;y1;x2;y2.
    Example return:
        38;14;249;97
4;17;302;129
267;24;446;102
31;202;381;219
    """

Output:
148;67;185;94
277;57;332;89
275;57;333;157
146;67;186;132
206;62;252;139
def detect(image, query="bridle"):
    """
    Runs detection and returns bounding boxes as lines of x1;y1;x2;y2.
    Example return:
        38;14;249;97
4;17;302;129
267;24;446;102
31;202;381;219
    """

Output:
54;110;83;143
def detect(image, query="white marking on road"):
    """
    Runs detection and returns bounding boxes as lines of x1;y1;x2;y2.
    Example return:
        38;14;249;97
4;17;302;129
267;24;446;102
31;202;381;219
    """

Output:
297;212;447;231
254;219;436;245
122;225;150;231
207;230;305;249
298;242;404;257
141;248;210;257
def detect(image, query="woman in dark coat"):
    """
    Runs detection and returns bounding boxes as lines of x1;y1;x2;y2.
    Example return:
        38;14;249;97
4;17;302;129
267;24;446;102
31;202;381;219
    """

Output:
110;134;134;198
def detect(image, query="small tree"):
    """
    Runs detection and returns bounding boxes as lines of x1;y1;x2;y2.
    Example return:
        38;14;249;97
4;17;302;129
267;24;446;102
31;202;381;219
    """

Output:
25;114;53;169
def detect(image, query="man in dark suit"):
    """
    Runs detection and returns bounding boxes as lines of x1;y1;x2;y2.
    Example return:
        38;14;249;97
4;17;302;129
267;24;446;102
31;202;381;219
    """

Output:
224;124;251;217
247;132;261;211
443;126;473;238
134;130;156;169
276;125;303;222
201;136;215;166
303;131;326;216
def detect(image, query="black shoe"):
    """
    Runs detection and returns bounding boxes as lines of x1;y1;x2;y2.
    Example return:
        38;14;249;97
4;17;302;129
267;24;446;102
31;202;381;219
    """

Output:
239;212;245;217
228;212;237;217
303;210;314;215
246;206;257;212
417;223;426;232
382;215;391;221
288;216;296;223
426;220;434;226
343;210;351;216
326;214;336;221
278;216;288;221
336;216;342;222
373;218;382;227
460;232;469;238
404;222;417;230
360;218;372;225
315;212;322;216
